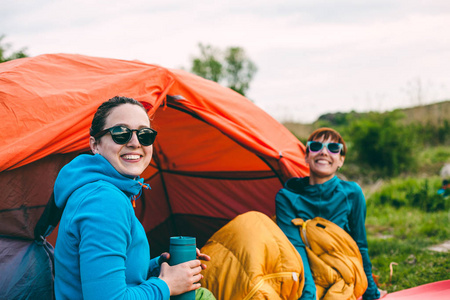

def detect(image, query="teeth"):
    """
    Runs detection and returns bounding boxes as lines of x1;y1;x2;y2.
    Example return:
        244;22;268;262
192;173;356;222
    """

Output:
316;160;329;164
123;155;140;160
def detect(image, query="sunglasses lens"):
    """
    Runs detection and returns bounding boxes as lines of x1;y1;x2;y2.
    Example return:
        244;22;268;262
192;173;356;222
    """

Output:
327;143;342;153
107;126;157;146
137;128;157;146
309;141;323;152
110;126;132;144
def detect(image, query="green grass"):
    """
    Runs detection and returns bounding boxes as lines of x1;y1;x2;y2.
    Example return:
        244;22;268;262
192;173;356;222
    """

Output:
416;146;450;175
365;196;450;293
366;176;448;212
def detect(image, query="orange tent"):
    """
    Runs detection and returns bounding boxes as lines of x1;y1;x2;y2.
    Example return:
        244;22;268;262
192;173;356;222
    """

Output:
0;53;308;255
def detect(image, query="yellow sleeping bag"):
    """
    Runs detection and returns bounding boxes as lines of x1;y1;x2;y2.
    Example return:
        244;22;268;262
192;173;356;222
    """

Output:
200;211;305;300
292;217;368;300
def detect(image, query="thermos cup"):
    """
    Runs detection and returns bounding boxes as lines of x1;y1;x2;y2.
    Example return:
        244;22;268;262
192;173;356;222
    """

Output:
169;236;197;300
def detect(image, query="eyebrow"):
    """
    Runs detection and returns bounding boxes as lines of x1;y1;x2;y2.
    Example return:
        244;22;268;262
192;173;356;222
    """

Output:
110;123;152;129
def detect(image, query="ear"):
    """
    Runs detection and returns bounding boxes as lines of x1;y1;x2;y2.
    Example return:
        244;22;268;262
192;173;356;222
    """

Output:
305;153;310;165
338;155;345;168
90;136;99;154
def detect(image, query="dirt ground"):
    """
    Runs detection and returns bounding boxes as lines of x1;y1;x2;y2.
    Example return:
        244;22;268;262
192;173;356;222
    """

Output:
428;240;450;252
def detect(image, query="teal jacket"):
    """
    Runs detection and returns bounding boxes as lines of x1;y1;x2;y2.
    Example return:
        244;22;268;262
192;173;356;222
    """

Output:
54;154;170;300
276;176;380;300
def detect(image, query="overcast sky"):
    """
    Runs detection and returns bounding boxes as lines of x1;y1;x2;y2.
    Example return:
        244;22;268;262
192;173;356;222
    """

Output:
2;0;450;123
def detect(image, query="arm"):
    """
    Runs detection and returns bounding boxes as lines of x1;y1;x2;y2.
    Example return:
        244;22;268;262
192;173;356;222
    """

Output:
349;185;381;300
148;256;161;278
74;186;170;300
276;189;316;300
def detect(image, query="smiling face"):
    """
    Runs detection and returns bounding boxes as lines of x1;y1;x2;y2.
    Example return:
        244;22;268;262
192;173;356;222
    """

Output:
305;136;345;185
89;103;153;178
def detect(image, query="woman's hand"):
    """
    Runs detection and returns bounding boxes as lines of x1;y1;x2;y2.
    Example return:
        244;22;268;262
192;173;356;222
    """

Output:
158;260;203;296
196;248;211;270
157;248;211;296
158;248;210;268
158;252;170;265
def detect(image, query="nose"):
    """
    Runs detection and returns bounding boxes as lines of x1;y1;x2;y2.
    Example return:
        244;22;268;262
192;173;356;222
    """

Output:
127;131;141;147
318;146;329;155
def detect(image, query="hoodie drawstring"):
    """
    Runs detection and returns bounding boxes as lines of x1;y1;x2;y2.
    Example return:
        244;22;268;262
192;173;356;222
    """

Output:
131;181;150;208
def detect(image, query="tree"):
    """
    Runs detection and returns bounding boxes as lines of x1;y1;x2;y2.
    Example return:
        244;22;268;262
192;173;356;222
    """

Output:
224;47;257;96
0;35;28;63
191;44;223;82
189;43;257;97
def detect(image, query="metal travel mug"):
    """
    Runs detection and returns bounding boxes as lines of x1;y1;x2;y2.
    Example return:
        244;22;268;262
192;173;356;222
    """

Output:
169;236;196;300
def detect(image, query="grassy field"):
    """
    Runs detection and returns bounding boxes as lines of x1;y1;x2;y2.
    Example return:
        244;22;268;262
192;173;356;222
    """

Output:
362;146;450;293
365;206;449;292
363;177;449;293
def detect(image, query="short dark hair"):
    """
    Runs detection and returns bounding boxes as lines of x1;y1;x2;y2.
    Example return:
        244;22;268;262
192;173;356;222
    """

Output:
307;127;347;156
90;96;147;137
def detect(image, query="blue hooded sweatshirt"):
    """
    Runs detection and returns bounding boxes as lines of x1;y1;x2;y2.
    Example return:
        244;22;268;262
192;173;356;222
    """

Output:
276;176;380;300
54;154;170;300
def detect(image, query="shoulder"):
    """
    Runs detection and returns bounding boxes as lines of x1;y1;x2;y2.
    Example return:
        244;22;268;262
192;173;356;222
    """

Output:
76;180;127;200
336;180;367;212
336;178;363;194
335;179;366;205
70;181;133;220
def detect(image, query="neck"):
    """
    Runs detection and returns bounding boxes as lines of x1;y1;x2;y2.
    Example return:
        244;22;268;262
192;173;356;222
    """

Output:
309;174;335;185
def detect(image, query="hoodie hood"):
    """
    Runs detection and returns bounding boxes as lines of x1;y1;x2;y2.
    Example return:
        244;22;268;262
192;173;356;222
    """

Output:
54;154;149;209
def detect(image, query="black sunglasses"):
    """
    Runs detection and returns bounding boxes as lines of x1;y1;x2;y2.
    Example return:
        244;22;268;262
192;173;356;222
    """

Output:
307;141;343;154
93;125;157;146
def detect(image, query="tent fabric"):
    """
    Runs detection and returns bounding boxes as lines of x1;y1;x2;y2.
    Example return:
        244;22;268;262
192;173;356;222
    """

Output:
0;237;55;300
0;54;306;175
0;54;173;171
0;53;308;256
383;280;450;300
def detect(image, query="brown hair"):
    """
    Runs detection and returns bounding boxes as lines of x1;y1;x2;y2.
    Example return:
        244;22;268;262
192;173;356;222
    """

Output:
307;127;347;156
90;96;147;138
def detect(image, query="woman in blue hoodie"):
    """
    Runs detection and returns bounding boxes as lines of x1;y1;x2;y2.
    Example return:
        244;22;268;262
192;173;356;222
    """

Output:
276;128;386;300
54;96;209;299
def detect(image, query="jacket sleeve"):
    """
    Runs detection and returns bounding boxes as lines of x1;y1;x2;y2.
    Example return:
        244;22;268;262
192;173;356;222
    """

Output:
276;189;316;300
349;184;380;300
73;186;170;300
148;256;161;278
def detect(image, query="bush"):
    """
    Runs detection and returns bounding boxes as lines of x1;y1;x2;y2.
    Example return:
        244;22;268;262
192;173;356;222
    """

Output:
408;120;450;146
347;111;417;177
367;176;448;212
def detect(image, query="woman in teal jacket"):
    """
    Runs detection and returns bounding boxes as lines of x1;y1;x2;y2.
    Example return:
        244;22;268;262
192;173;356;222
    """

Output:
276;128;385;300
54;96;209;299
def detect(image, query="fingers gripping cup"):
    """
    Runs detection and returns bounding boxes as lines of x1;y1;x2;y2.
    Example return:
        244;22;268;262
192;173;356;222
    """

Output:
169;236;196;300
